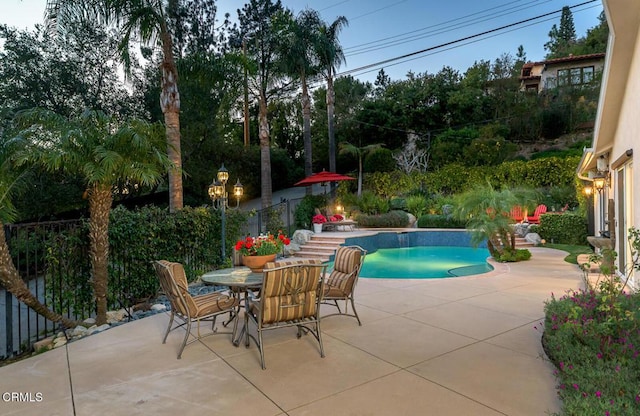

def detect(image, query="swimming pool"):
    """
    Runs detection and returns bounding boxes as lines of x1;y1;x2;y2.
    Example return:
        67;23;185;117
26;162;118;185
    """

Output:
332;230;493;279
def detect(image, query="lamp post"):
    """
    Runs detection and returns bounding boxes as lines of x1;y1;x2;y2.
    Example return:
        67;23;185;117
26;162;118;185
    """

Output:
208;164;243;261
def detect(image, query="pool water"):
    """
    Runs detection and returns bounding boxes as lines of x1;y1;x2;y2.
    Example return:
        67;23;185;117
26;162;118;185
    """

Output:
355;246;492;279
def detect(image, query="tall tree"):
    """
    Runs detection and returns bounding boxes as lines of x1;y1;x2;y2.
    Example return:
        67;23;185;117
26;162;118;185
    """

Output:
235;0;287;209
0;140;79;329
339;142;383;196
278;9;322;195
316;15;348;186
45;0;185;212
13;109;170;325
544;6;577;59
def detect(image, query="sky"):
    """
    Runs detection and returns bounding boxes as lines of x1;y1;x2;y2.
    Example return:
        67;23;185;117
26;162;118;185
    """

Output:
3;0;604;84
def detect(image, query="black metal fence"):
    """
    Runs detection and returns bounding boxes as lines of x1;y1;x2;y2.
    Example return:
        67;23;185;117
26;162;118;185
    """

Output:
1;198;306;361
1;220;90;360
241;197;303;237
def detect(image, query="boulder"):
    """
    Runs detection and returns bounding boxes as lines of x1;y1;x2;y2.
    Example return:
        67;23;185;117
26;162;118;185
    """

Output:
291;230;314;246
406;213;417;228
106;309;127;324
525;232;542;246
150;303;167;312
513;223;530;237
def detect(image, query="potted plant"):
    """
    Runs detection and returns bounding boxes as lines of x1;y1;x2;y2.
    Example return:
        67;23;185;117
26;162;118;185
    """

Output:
312;214;327;233
235;231;291;272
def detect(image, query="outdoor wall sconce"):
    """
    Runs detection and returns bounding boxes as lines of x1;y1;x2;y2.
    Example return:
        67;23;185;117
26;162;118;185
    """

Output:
208;164;243;260
583;185;593;197
592;173;608;193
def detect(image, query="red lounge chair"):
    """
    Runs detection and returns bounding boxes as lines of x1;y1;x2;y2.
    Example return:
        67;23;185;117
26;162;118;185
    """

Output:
527;204;547;224
510;206;525;223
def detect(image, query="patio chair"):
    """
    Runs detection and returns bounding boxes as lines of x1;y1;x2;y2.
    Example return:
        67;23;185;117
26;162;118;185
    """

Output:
322;245;367;325
243;259;327;369
510;205;525;223
526;204;548;224
153;260;239;359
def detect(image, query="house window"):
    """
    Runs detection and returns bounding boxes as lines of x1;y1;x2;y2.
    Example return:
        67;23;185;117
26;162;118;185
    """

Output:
557;66;595;86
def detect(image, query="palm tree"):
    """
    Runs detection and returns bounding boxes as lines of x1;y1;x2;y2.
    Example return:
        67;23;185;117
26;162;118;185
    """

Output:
45;0;184;212
339;142;383;196
13;108;170;325
316;16;349;185
236;0;286;209
452;183;537;259
0;143;79;329
278;9;322;195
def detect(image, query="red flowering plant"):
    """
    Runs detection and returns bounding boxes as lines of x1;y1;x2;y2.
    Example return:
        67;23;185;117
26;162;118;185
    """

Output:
312;214;327;224
234;231;290;256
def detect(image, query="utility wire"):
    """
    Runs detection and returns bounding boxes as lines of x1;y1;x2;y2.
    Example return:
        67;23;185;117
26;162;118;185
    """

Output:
346;0;555;56
336;0;599;77
343;3;600;79
343;0;539;53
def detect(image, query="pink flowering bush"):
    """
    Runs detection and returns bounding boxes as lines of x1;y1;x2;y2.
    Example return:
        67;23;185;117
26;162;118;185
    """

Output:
542;288;640;415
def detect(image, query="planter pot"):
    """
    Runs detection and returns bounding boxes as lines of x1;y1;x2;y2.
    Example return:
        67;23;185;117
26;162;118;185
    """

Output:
242;254;277;273
313;223;323;233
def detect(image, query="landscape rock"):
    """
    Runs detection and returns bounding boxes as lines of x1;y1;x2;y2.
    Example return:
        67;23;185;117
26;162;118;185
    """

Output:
83;317;96;326
88;324;111;335
513;223;530;237
52;337;67;348
106;309;127;323
150;303;167;312
72;325;88;337
33;337;54;352
292;230;314;246
406;213;417;228
525;232;542;245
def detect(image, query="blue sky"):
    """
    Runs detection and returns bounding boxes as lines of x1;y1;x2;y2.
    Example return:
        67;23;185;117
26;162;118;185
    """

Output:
5;0;604;83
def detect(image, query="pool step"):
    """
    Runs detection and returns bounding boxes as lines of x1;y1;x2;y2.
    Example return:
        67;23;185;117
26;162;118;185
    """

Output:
293;235;345;261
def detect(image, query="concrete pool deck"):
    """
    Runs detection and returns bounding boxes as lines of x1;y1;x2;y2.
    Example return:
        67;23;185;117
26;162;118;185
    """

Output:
0;246;582;416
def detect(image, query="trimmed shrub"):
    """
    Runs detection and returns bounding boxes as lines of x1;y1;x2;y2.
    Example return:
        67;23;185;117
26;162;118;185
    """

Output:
537;213;588;245
294;194;328;229
417;214;466;229
356;210;409;228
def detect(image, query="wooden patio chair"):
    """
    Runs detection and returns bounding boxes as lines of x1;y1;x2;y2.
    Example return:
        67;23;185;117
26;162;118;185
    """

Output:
322;245;367;325
510;205;525;223
527;204;548;224
153;260;239;359
243;259;327;369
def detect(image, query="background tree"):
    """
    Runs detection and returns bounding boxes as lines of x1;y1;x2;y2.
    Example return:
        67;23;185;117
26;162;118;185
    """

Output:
13;109;170;325
315;14;348;191
0;139;78;328
339;142;383;196
46;0;185;212
277;9;321;194
545;6;577;59
234;0;288;209
0;22;147;219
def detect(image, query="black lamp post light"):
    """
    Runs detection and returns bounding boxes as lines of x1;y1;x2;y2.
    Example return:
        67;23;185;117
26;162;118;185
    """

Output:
208;164;243;260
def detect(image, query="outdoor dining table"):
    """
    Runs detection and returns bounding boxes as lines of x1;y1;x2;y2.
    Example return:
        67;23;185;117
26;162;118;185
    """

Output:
200;267;263;346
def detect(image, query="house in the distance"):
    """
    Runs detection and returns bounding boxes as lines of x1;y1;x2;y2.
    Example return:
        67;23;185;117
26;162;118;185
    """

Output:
519;53;606;93
577;0;638;289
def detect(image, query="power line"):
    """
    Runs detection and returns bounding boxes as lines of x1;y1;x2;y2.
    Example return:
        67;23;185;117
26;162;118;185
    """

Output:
343;0;535;53
344;3;600;79
336;0;599;78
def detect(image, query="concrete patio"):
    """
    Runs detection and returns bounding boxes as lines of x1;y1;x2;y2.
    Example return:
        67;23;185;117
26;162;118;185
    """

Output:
0;247;582;416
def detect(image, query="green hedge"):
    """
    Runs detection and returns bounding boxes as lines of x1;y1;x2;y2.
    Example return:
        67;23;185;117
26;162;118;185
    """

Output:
537;213;588;245
356;210;409;228
364;156;581;198
107;205;247;306
417;214;466;229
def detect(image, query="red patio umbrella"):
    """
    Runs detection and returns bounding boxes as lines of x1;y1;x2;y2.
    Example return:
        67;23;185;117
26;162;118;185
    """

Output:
293;170;356;187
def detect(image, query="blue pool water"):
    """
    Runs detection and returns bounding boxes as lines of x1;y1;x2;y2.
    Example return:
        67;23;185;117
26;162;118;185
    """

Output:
358;246;492;278
329;230;493;279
